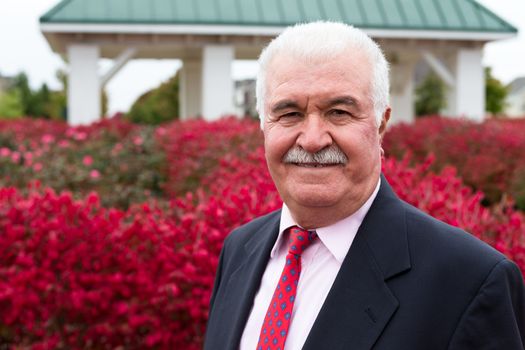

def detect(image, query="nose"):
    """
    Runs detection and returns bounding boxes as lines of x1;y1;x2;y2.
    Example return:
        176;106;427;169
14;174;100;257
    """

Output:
296;114;333;153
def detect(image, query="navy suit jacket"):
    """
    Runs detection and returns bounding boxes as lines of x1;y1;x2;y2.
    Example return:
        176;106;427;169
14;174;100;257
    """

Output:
204;177;525;349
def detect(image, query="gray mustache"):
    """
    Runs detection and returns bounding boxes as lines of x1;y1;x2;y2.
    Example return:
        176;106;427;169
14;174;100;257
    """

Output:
283;146;348;165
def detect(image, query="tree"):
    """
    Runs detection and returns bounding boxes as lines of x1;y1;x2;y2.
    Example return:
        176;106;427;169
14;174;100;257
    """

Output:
415;72;447;117
485;67;508;115
0;89;24;118
10;73;59;119
126;73;179;124
12;73;35;116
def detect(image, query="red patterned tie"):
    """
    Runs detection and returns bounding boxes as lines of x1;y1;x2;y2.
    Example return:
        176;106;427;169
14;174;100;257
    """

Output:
256;226;317;350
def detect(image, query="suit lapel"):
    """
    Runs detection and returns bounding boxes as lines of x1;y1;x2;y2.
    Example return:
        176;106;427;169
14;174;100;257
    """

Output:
303;176;411;350
219;211;281;349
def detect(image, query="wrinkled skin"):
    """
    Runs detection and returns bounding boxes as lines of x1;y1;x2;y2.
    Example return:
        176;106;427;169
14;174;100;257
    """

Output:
263;51;390;229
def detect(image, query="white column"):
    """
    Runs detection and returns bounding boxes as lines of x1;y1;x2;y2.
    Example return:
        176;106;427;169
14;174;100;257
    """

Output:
202;45;234;120
389;60;415;124
179;59;203;119
67;44;101;125
447;48;485;121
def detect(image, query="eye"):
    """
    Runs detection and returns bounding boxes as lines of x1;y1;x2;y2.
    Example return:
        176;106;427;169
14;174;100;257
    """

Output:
281;111;302;118
273;111;302;126
328;109;350;117
277;112;303;123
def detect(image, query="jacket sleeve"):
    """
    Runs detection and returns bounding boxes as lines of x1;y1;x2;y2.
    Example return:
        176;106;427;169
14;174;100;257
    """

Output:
448;258;525;350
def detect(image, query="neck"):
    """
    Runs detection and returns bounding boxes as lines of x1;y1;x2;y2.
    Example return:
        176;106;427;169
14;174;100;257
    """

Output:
287;179;379;230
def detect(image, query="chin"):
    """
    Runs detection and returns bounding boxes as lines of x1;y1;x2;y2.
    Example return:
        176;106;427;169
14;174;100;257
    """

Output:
288;190;342;209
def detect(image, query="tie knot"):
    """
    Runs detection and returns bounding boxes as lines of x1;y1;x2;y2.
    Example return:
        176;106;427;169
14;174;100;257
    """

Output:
288;226;317;257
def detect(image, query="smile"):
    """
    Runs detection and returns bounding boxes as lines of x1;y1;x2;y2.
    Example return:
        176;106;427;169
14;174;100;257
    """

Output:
292;163;341;168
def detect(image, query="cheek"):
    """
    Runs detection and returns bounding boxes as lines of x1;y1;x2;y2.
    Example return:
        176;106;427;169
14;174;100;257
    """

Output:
264;128;297;159
359;123;381;144
337;131;381;164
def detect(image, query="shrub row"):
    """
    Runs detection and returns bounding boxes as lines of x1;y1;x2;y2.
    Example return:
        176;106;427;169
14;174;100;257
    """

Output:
383;116;525;210
0;117;166;209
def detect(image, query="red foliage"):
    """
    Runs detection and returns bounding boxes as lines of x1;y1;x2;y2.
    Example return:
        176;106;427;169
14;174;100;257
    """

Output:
157;116;264;195
0;117;523;348
383;117;525;208
0;188;198;348
0;116;137;146
0;116;164;209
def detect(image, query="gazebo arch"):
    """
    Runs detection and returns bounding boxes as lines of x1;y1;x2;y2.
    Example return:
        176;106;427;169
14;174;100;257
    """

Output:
40;0;516;125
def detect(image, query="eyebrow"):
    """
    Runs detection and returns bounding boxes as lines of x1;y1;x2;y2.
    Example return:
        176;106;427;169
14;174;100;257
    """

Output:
270;95;361;114
270;100;301;114
325;96;360;108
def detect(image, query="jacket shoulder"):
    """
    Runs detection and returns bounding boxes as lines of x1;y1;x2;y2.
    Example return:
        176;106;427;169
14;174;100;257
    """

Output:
402;201;506;274
224;209;281;247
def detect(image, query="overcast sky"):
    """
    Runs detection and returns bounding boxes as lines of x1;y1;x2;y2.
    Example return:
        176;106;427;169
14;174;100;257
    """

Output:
0;0;524;115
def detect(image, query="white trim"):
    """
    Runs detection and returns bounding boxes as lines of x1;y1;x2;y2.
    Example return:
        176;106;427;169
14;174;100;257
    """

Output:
366;29;515;41
422;51;455;87
100;47;136;86
40;23;516;41
40;23;285;35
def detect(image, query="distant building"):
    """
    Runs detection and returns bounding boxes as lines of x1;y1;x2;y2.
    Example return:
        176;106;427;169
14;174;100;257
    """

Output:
0;74;14;93
234;79;256;118
507;77;525;118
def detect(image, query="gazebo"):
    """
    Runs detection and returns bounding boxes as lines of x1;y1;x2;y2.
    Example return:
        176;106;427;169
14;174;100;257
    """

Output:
40;0;517;125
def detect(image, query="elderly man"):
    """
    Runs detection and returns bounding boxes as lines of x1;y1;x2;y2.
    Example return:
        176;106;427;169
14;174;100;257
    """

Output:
204;22;525;350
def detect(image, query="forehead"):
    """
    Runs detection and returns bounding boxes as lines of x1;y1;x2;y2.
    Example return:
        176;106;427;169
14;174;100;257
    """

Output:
264;50;373;106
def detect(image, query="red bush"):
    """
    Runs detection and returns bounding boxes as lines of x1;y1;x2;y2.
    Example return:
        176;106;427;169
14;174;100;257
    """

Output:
383;117;525;208
0;116;166;209
156;116;263;196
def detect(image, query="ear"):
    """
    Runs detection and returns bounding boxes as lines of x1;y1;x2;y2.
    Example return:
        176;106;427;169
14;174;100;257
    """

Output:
378;107;391;139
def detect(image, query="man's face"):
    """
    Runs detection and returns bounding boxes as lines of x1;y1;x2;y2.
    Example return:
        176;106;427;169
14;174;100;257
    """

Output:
263;50;389;225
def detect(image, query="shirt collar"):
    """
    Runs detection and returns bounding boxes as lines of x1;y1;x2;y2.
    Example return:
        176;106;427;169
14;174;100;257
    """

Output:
271;177;381;263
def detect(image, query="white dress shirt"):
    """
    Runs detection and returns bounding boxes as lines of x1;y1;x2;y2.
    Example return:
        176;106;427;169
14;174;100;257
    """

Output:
239;179;381;349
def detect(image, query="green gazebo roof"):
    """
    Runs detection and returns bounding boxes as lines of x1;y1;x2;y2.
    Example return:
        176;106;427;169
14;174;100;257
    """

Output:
41;0;517;34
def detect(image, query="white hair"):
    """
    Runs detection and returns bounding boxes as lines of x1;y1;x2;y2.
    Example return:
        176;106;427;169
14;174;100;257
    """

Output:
256;21;390;128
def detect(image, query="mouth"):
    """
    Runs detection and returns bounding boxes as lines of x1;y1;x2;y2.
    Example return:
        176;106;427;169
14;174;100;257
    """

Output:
292;162;341;168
